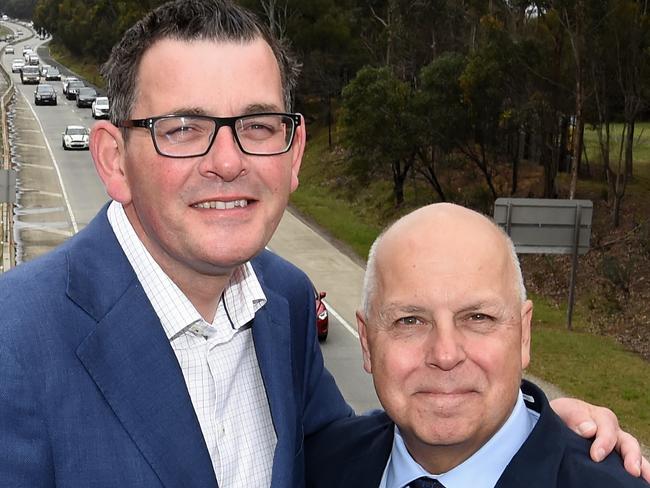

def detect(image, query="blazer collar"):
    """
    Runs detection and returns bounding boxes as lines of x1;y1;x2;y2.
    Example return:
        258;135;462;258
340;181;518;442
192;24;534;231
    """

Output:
495;380;566;487
68;207;218;488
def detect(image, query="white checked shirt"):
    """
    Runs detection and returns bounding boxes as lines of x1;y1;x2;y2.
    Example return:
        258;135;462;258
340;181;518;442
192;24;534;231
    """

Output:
108;201;276;487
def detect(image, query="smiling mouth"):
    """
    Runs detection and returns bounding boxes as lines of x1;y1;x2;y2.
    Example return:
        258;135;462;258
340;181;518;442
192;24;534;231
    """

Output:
192;199;249;210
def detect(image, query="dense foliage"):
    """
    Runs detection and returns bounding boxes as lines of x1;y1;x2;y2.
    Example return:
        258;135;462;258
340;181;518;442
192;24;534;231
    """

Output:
30;0;650;221
0;0;37;19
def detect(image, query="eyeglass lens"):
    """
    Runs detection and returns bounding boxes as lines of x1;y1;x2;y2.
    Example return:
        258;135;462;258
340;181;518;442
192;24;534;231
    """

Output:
153;114;295;157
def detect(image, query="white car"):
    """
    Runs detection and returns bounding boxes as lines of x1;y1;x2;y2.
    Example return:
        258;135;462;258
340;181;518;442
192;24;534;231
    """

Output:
62;125;90;150
4;45;14;54
91;97;109;119
11;58;24;73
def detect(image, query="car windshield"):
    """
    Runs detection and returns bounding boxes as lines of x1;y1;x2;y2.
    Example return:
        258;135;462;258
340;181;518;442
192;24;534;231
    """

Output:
78;88;96;96
37;85;54;93
48;68;59;74
22;67;38;73
68;81;84;88
96;98;109;107
66;128;87;136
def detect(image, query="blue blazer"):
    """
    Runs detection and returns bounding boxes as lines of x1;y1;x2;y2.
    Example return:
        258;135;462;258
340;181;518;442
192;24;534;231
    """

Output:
0;205;353;487
305;380;648;487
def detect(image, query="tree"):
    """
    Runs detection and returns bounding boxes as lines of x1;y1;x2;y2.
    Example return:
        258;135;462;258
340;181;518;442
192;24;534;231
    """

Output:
416;52;471;202
457;15;522;199
339;66;417;207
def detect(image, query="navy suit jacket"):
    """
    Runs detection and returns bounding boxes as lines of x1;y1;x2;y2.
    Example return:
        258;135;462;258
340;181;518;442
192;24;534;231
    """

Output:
0;205;353;487
305;380;648;487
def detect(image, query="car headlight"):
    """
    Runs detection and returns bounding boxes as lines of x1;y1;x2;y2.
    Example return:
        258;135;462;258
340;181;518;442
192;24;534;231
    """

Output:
318;310;328;320
64;136;71;143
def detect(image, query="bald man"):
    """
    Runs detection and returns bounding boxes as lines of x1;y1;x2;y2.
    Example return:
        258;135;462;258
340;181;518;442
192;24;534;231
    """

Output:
306;203;649;488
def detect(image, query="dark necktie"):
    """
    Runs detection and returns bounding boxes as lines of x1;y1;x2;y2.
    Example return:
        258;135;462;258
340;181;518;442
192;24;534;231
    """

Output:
409;477;446;488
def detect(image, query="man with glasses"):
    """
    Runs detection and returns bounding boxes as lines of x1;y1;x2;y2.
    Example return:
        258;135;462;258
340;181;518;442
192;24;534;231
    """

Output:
0;1;646;487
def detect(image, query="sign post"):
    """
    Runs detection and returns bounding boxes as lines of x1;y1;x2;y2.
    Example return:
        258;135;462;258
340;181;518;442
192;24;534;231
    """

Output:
494;198;593;329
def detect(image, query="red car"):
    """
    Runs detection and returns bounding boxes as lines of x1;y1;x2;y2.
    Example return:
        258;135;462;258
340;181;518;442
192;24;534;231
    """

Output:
314;288;329;341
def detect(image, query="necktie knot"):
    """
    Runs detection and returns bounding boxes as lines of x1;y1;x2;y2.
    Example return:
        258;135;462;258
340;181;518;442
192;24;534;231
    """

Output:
409;477;445;488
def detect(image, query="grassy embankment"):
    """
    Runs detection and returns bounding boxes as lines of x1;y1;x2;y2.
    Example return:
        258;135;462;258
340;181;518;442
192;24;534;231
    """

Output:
47;40;649;445
47;41;105;89
293;122;650;445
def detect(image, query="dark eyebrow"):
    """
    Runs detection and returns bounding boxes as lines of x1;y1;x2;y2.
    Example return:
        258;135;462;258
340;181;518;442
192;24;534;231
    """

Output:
158;104;285;118
242;103;284;114
160;107;207;117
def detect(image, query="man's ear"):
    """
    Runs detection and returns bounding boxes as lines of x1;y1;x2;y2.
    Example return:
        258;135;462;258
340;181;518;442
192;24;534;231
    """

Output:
520;299;533;369
289;114;306;193
89;121;131;204
357;310;373;374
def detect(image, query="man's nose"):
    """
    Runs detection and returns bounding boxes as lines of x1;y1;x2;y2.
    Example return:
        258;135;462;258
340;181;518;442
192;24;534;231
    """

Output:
424;321;466;371
197;126;246;181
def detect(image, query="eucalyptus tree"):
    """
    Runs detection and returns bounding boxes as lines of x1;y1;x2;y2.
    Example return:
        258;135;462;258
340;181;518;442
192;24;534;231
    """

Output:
339;66;418;207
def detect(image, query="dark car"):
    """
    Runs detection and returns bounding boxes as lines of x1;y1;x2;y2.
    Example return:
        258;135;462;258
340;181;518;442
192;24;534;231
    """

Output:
45;67;61;81
76;87;98;108
314;288;329;341
65;80;85;100
34;84;57;105
61;76;78;95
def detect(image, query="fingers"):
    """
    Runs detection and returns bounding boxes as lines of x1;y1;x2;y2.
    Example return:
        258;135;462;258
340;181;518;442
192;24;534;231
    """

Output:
640;456;650;483
585;405;618;463
615;430;641;477
549;397;646;478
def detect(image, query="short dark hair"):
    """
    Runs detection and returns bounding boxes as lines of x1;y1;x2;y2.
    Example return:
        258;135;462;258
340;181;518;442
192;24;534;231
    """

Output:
101;0;300;125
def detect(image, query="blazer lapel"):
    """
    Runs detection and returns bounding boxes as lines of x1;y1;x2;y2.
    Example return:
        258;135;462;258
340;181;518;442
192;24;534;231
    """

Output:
251;290;297;488
341;420;394;486
67;208;218;488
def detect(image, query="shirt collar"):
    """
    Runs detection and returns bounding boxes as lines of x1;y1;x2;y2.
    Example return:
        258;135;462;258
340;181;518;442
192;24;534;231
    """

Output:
106;201;266;341
384;389;539;488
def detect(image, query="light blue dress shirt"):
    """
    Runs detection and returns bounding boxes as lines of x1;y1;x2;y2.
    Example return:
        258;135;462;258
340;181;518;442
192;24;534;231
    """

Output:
379;389;540;488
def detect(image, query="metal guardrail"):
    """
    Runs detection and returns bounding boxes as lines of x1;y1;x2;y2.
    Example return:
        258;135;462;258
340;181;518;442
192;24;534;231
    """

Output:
0;44;16;271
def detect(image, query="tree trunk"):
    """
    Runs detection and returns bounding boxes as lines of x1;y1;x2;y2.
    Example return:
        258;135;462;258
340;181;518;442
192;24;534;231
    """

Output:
567;0;584;200
415;147;446;201
625;118;634;179
511;130;520;195
391;157;412;207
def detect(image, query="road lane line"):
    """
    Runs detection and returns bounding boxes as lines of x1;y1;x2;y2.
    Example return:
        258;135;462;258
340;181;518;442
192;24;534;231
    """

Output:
15;143;46;149
323;299;359;339
20;90;79;234
19;162;53;170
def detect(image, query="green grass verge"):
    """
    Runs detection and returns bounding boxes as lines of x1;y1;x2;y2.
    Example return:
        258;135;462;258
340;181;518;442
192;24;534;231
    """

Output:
529;292;650;441
293;124;650;446
47;41;104;88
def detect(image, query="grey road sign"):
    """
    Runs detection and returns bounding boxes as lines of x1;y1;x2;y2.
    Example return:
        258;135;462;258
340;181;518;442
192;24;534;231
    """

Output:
494;198;593;329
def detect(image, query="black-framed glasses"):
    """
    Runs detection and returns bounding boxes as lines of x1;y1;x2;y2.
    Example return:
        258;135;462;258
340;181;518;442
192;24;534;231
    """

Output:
117;112;301;158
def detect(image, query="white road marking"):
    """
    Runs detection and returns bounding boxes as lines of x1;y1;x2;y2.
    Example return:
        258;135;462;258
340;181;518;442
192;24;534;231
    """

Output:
323;299;359;339
21;91;79;233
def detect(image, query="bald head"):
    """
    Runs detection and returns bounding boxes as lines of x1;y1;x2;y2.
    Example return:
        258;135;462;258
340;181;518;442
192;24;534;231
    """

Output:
362;203;526;318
